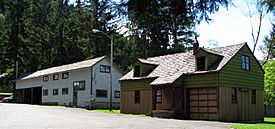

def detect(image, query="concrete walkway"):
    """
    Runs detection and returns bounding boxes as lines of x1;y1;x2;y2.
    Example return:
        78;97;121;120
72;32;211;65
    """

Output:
0;103;231;129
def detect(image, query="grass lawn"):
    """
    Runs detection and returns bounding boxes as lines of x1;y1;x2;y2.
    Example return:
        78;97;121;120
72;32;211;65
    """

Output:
231;117;275;129
0;92;12;96
91;109;147;117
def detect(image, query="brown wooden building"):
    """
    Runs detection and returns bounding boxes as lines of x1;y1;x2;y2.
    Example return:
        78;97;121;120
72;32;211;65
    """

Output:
120;42;264;122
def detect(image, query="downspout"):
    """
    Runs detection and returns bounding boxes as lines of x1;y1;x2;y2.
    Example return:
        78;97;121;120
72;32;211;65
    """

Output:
90;66;93;109
172;83;175;117
90;66;93;96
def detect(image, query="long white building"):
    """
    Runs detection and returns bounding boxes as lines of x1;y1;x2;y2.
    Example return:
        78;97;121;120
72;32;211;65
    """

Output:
15;56;122;108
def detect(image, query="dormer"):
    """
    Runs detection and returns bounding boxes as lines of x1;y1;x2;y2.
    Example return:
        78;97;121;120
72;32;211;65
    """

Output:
194;48;223;71
133;59;159;77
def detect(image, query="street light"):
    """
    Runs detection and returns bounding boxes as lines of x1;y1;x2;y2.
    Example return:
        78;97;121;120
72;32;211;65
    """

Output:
92;29;113;111
4;58;18;101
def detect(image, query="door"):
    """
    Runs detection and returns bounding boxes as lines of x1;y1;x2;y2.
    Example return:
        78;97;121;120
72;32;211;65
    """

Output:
73;87;78;107
189;87;218;120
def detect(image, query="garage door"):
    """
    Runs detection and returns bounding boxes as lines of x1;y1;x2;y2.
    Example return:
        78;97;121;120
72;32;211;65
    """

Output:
189;88;218;120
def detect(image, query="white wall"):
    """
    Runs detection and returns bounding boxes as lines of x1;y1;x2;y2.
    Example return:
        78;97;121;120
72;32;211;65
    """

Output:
16;76;43;89
41;67;91;107
92;57;123;103
16;57;123;107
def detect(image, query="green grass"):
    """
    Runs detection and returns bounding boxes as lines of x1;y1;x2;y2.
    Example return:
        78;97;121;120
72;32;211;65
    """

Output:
92;109;120;114
231;117;275;129
91;109;147;117
0;92;12;96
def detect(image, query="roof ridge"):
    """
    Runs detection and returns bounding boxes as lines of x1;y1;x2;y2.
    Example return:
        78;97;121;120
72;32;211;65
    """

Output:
211;42;246;50
37;56;105;72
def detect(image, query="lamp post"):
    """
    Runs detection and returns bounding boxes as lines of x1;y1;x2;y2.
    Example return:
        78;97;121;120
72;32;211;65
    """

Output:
92;29;113;111
4;58;17;101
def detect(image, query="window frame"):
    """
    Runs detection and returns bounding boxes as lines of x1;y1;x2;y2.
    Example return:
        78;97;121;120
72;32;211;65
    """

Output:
231;87;237;104
114;91;120;98
251;89;256;104
156;89;162;103
100;65;110;73
43;75;49;82
96;89;108;98
133;65;141;77
43;89;48;96
134;90;140;104
196;56;206;71
62;72;69;79
53;89;59;96
241;55;250;70
62;88;69;95
53;74;59;80
73;80;85;91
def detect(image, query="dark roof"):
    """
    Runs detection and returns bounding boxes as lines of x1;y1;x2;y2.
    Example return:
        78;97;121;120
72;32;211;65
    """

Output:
120;43;247;86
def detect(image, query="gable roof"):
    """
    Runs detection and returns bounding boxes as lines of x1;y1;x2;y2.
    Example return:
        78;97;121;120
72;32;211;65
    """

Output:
18;56;105;81
120;43;247;86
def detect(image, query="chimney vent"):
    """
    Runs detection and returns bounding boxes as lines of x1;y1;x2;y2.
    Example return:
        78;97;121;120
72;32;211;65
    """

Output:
193;35;199;54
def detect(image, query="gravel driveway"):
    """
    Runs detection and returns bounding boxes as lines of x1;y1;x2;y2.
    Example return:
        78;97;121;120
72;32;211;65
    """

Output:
0;103;231;129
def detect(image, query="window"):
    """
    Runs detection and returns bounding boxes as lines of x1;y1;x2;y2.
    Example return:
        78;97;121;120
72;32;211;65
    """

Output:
135;90;140;104
73;81;85;91
156;89;162;103
62;72;69;79
241;55;250;70
196;56;205;71
232;88;237;104
100;65;110;73
133;65;140;77
43;89;48;96
96;89;108;98
115;91;120;98
53;74;59;80
43;75;49;82
251;89;256;104
62;88;68;95
53;89;58;95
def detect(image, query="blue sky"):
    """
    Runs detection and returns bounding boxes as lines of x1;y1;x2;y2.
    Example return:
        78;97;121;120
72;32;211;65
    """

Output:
196;0;273;60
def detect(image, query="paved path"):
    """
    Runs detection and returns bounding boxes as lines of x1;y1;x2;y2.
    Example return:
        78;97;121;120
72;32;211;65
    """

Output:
0;103;231;129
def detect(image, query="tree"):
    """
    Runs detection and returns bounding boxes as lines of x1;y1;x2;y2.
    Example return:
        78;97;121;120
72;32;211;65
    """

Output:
263;60;275;106
122;0;232;57
260;23;274;66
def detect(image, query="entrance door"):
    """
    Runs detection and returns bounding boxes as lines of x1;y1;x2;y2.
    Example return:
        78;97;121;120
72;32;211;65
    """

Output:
73;89;78;107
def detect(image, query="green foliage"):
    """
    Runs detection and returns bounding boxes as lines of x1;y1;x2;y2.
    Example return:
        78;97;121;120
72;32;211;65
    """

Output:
230;117;275;129
263;60;275;106
0;0;233;84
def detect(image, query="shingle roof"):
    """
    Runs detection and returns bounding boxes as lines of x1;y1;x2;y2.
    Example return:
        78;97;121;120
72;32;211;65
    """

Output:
18;56;105;80
120;43;246;86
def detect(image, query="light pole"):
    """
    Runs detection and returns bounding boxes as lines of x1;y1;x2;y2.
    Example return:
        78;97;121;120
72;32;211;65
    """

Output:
4;58;18;101
92;29;113;111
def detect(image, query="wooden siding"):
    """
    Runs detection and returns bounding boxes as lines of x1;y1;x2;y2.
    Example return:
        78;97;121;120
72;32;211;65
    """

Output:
219;87;264;121
156;88;173;110
120;79;154;91
183;73;218;88
219;45;264;89
120;79;153;114
120;90;152;114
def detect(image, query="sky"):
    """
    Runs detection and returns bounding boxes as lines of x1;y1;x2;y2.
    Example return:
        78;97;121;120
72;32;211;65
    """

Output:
196;0;273;60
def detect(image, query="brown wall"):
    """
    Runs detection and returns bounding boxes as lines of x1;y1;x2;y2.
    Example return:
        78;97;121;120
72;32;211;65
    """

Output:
219;87;264;121
156;88;173;110
121;90;152;114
